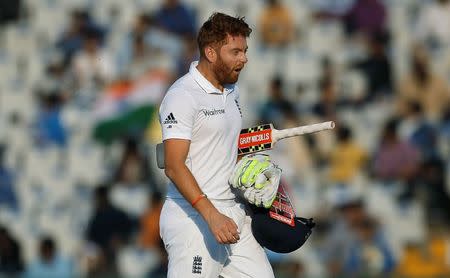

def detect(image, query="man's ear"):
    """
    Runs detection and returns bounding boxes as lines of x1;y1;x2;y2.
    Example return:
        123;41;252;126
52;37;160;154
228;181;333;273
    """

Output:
204;46;217;63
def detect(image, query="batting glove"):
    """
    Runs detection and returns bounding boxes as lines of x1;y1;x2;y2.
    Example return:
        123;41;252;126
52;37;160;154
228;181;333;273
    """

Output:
243;164;282;208
229;154;272;190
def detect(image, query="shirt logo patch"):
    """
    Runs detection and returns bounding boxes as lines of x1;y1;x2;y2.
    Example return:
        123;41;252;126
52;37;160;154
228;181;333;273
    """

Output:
192;255;202;274
202;108;225;117
163;113;178;125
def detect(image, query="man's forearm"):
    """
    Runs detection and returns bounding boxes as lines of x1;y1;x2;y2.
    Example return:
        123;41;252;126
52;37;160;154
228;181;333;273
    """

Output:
165;164;217;218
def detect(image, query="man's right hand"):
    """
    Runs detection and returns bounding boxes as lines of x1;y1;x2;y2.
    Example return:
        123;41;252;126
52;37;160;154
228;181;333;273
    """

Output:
204;209;240;244
164;139;240;244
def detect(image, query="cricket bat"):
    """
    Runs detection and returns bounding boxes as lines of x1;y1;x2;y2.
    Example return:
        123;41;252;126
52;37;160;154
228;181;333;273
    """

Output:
156;121;335;169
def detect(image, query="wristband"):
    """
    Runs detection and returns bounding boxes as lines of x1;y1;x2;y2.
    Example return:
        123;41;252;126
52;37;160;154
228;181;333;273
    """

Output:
191;193;207;206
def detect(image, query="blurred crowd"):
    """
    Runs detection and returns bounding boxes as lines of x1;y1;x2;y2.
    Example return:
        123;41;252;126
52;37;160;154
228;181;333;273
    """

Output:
1;0;450;277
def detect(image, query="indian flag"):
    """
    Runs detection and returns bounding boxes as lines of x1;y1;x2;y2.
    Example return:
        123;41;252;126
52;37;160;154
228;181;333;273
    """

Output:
92;69;170;144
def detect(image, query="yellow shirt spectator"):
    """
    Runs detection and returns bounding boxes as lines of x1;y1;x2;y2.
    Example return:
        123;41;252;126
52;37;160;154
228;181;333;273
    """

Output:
396;236;450;277
328;126;367;183
259;0;295;47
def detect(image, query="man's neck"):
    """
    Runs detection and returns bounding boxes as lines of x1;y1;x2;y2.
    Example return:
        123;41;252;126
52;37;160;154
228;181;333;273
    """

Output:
196;60;224;92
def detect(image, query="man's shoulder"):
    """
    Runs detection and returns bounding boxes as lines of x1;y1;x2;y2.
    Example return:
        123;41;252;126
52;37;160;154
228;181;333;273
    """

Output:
161;74;199;108
165;72;201;97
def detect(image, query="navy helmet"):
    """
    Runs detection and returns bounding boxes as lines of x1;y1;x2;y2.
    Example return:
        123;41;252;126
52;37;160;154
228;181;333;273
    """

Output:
250;206;315;253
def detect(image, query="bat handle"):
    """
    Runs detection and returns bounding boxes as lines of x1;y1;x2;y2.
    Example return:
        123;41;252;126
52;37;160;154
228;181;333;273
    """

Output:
273;121;335;141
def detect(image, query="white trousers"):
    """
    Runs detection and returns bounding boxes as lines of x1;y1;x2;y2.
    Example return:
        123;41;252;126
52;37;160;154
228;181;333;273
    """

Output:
160;198;274;278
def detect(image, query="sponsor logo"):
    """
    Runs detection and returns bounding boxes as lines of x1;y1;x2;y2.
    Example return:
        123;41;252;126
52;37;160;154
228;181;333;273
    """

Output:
239;132;270;145
192;255;202;274
163;113;178;125
202;108;225;117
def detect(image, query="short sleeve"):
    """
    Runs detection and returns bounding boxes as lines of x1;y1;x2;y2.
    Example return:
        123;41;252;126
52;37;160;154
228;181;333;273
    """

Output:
159;90;196;141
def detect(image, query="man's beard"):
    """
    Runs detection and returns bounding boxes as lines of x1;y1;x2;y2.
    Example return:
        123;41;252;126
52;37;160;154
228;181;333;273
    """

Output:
213;56;240;85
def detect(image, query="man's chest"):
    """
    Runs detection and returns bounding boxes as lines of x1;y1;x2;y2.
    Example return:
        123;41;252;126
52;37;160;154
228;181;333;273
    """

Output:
193;93;242;137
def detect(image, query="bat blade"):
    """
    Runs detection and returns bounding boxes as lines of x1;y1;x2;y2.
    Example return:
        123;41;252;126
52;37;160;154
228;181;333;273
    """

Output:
237;124;274;155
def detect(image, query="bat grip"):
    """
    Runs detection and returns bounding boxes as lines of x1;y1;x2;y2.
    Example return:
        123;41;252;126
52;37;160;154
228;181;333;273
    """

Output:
273;121;335;141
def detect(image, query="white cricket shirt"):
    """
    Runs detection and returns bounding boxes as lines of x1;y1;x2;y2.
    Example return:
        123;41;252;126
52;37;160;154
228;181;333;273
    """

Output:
159;61;243;200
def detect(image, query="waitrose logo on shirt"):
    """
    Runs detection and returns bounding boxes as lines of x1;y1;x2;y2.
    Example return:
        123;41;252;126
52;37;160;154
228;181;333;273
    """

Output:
202;108;225;116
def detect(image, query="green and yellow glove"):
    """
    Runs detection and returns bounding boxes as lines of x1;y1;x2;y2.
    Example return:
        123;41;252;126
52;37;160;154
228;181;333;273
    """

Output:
229;154;282;208
229;154;272;189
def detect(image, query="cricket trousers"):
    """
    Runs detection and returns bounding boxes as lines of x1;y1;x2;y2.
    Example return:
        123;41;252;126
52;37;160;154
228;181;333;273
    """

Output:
160;198;274;278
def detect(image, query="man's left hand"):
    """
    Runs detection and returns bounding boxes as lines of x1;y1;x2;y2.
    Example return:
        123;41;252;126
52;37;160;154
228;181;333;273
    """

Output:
243;164;281;208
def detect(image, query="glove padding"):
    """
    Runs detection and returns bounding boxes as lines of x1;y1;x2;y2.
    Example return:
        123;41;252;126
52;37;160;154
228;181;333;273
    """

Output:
243;165;281;208
229;154;282;208
229;154;272;190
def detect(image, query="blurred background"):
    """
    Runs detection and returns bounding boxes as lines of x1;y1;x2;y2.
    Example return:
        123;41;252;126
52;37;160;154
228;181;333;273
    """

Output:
0;0;450;277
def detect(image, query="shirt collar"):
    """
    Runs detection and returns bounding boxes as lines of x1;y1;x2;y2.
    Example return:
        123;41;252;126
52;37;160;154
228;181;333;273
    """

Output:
189;61;235;95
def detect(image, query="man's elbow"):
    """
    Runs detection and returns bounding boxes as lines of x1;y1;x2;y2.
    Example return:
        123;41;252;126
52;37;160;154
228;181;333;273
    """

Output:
164;162;182;180
164;167;175;180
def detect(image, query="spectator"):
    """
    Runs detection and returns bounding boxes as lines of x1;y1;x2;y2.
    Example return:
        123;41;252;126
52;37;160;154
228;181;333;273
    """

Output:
320;193;367;277
327;125;368;185
110;139;151;219
117;14;181;77
0;226;23;276
40;52;72;97
344;0;387;37
416;0;450;50
343;217;396;276
145;24;183;62
259;76;295;127
139;191;164;250
72;28;116;91
33;91;67;148
398;101;439;162
372;118;420;184
397;228;450;277
419;158;450;226
312;77;341;121
374;118;429;205
0;145;18;211
126;35;154;79
353;32;392;101
259;0;295;48
85;186;135;272
24;236;74;278
116;14;152;76
154;0;196;37
56;10;94;65
397;44;450;122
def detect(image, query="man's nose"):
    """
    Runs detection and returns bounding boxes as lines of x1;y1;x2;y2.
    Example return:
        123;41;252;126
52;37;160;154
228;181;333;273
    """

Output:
241;53;248;64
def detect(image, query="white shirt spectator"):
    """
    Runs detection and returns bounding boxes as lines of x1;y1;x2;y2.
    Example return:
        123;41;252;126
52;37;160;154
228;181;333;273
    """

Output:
72;48;116;90
109;183;149;218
